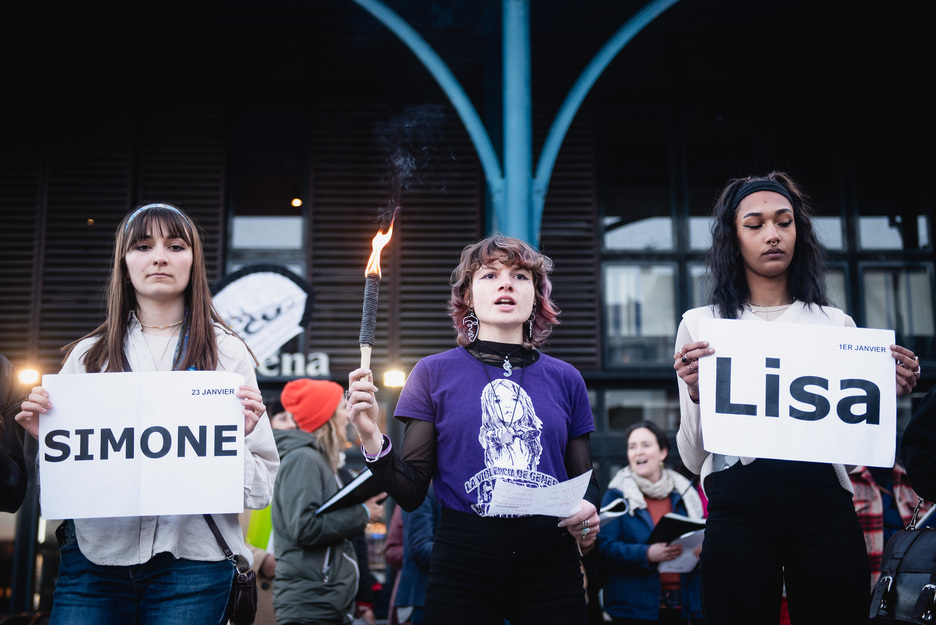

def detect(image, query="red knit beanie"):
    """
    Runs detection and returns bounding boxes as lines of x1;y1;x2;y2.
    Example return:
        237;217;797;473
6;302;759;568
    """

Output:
280;379;344;433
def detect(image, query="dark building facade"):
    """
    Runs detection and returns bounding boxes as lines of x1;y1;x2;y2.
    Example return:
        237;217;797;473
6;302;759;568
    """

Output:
1;0;932;612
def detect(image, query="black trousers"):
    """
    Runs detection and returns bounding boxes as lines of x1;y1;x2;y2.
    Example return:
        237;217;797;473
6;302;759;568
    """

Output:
701;459;870;625
423;508;588;625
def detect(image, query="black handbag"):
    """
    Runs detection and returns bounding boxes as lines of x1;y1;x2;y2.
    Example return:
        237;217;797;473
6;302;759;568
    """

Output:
205;514;258;625
870;498;936;624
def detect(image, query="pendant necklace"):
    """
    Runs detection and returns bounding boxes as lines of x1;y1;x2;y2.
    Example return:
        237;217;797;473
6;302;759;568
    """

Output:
139;319;184;330
476;346;527;436
480;342;523;377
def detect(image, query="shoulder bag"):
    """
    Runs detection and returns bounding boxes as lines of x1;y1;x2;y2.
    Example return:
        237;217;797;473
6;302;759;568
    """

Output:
205;514;258;625
870;498;936;624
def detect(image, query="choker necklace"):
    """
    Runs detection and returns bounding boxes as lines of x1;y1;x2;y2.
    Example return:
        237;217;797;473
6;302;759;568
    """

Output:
139;319;184;330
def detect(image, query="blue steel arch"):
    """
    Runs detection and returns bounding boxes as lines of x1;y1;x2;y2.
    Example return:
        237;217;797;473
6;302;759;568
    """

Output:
351;0;681;244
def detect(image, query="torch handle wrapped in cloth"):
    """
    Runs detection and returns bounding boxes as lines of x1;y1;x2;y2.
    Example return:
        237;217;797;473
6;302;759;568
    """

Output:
359;273;380;370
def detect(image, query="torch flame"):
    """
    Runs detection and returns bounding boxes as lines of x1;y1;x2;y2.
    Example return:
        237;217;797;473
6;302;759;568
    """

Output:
365;223;394;278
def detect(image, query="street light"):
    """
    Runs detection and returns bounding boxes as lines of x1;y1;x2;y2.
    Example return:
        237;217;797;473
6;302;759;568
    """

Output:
18;369;40;386
383;369;405;388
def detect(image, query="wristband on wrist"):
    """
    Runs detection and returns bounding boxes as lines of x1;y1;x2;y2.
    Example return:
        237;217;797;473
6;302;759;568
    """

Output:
362;434;392;463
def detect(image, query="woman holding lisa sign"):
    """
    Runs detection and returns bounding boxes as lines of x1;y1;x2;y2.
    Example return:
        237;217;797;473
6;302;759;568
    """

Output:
673;172;921;624
16;203;279;624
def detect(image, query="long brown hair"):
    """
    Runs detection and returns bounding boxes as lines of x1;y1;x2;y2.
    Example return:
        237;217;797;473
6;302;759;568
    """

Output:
312;417;348;474
65;203;241;372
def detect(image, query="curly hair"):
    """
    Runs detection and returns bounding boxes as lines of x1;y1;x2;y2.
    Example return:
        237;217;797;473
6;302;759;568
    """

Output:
706;171;829;319
448;235;560;349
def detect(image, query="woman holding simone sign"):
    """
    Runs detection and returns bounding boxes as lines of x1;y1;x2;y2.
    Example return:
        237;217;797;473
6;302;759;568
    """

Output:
346;236;600;625
673;172;921;625
16;203;279;625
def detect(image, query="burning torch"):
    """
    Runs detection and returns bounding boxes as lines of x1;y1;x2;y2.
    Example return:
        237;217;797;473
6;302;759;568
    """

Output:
359;221;394;371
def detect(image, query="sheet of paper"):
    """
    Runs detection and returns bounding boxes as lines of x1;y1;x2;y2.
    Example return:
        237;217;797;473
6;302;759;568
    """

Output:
487;470;591;518
39;370;246;519
658;529;705;573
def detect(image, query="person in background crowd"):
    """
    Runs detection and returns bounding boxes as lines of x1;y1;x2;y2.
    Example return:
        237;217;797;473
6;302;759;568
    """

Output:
240;408;298;625
271;378;384;625
383;505;405;625
338;462;381;625
597;421;704;624
16;203;279;624
395;485;441;625
270;409;298;431
674;172;921;625
1;354;27;514
902;384;936;502
850;462;932;590
347;235;600;625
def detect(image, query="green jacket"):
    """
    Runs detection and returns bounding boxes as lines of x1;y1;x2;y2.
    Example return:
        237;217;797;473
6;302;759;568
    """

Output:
271;428;369;625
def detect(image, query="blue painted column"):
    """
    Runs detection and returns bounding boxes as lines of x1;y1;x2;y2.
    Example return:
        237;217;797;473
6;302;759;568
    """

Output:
501;0;534;242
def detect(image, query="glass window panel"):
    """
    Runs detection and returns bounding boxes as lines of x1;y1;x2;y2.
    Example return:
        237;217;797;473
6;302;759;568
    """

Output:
689;217;712;251
859;217;909;250
855;152;931;251
862;266;935;357
599;110;672;251
825;267;848;314
604;264;676;365
689;263;708;309
814;216;843;250
232;216;304;249
859;216;932;251
605;389;681;433
604;216;672;250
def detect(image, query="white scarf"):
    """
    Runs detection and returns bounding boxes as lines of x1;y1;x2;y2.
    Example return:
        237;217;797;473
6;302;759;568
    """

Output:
608;466;704;520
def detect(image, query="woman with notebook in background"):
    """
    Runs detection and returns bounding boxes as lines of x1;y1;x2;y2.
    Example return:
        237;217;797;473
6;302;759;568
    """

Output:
597;421;704;624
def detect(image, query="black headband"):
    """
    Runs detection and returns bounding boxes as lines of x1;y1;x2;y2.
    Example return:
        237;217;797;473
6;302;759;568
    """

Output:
729;179;795;213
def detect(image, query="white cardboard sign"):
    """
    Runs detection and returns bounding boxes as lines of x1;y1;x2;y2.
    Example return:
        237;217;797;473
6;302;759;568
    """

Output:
39;371;246;519
697;318;896;467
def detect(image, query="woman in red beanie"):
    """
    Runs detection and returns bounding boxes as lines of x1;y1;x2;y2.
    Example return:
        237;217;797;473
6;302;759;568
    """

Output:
271;378;385;625
347;235;600;625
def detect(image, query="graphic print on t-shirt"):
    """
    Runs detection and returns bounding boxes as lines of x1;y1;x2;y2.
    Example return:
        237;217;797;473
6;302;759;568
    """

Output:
464;377;558;515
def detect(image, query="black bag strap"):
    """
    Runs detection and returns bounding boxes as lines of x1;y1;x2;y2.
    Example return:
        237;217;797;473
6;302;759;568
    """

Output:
204;514;248;573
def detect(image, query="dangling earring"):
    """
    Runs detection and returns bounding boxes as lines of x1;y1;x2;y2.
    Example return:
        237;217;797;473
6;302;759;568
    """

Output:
463;309;479;343
527;305;536;341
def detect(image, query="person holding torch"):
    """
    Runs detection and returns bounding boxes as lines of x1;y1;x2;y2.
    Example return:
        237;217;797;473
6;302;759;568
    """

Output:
347;235;600;625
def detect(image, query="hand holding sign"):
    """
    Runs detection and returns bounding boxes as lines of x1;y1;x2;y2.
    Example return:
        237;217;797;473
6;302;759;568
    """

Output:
674;341;714;403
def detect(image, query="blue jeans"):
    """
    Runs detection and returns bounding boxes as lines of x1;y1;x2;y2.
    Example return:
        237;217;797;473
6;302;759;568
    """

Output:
51;534;234;625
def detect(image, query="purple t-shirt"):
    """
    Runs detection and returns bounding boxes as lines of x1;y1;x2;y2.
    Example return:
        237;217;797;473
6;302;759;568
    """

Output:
394;347;595;516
